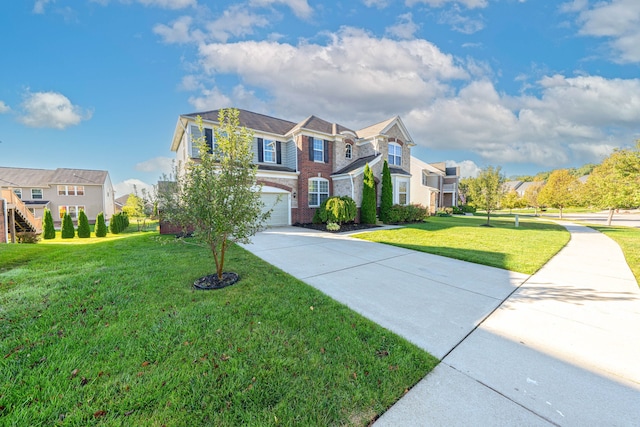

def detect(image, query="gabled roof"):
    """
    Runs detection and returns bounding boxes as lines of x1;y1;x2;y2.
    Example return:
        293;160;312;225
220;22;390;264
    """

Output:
288;115;355;137
332;154;381;175
184;109;298;136
356;116;415;146
0;167;108;187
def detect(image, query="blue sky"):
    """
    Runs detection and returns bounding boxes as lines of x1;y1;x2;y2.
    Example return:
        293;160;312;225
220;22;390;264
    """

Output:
1;0;639;195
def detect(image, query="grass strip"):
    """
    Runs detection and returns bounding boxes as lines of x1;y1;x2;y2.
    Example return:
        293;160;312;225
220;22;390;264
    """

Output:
589;225;640;286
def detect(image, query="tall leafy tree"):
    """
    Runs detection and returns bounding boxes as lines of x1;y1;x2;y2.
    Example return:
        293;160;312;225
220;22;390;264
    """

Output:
582;144;640;225
380;160;393;223
43;208;56;239
159;109;270;280
501;190;525;214
360;163;377;224
538;169;580;219
61;213;75;239
524;181;544;216
468;165;505;225
77;210;91;238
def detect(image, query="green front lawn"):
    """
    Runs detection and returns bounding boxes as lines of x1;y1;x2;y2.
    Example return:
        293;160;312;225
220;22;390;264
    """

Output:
0;234;436;426
590;225;640;285
355;216;570;274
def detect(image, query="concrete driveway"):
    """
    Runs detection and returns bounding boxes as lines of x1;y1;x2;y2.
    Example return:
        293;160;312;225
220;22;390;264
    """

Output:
241;223;640;426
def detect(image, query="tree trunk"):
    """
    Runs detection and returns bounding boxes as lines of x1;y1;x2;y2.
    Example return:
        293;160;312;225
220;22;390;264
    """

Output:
559;207;563;219
607;208;614;226
486;210;490;225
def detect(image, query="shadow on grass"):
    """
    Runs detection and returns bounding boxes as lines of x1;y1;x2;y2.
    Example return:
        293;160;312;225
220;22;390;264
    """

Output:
386;242;510;271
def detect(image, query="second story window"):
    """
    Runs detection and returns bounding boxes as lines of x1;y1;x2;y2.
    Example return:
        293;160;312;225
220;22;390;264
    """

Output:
190;125;214;158
58;185;85;196
313;138;324;162
345;143;352;159
31;188;43;199
263;139;276;163
13;188;22;199
388;142;402;166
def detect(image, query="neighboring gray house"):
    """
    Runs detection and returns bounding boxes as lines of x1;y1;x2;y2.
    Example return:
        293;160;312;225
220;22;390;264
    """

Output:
0;167;115;234
168;108;415;229
410;156;460;213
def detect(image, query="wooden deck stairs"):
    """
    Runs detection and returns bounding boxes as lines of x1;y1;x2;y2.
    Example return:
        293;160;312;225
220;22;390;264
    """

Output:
1;189;43;242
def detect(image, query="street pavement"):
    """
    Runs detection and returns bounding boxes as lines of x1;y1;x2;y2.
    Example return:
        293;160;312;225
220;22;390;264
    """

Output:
241;221;640;426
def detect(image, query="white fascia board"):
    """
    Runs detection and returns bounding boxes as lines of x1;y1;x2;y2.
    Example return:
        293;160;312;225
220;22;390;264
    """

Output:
170;116;190;152
256;170;300;180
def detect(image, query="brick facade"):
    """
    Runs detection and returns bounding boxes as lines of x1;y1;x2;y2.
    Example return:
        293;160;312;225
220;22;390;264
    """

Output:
294;135;334;224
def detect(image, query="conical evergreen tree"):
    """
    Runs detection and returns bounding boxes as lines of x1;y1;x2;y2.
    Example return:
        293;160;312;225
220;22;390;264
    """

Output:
61;213;75;239
77;210;90;238
43;208;56;239
95;212;107;237
360;163;377;224
380;160;393;223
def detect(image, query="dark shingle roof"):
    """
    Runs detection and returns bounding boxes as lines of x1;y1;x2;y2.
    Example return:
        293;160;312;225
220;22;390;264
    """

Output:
257;164;296;173
185;109;297;136
332;154;380;175
389;167;411;176
0;167;108;187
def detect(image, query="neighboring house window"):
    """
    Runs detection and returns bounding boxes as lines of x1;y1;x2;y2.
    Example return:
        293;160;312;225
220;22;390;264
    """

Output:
395;179;409;205
263;139;276;163
308;178;329;207
28;208;35;215
308;137;329;163
31;188;43;199
388;142;402;166
13;188;22;199
58;185;85;196
345;143;352;160
190;125;214;158
59;205;85;219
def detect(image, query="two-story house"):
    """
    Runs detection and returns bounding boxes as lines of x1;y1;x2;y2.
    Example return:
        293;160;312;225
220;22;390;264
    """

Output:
410;157;460;214
167;109;414;229
0;167;115;241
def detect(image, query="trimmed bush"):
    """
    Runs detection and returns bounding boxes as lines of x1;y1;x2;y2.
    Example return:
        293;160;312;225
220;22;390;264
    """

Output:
109;212;128;234
380;160;393;223
77;210;91;238
361;163;377;224
95;212;107;237
316;196;357;224
388;204;428;223
61;213;75;239
326;222;340;232
43;208;56;240
460;204;476;214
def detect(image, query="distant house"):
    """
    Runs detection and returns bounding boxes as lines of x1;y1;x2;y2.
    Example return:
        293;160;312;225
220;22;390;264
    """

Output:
0;167;115;243
165;108;415;230
410;156;460;214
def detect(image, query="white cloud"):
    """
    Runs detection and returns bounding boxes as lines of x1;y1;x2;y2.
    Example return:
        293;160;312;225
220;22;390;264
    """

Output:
385;13;420;40
405;0;488;9
90;0;196;9
446;160;481;178
135;157;174;174
0;101;10;113
363;0;389;8
153;16;197;44
206;5;270;42
33;0;52;14
438;7;485;34
566;0;640;63
114;179;154;198
249;0;313;19
18;91;92;129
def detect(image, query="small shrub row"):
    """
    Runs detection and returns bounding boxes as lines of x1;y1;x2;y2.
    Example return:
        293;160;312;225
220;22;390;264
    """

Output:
313;196;357;224
109;212;129;234
16;231;39;243
387;204;428;223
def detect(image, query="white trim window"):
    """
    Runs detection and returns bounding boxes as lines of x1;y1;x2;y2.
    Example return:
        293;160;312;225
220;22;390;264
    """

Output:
395;178;409;205
58;185;85;196
190;124;215;158
263;139;276;163
388;142;402;166
13;188;22;199
31;188;43;199
345;143;352;159
59;205;85;219
308;178;329;207
313;138;324;162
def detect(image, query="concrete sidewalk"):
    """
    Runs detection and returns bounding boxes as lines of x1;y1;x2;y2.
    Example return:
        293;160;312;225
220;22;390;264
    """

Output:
242;223;640;426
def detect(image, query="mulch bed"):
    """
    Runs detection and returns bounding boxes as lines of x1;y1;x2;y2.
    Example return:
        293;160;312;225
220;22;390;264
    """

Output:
293;223;381;233
193;272;239;290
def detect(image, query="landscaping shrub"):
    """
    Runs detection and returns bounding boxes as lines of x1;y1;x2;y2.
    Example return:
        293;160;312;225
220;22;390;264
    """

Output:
380;160;393;223
435;209;451;217
61;213;75;238
16;231;39;243
460;204;476;214
109;212;128;234
451;206;463;215
387;204;427;223
43;208;55;240
95;212;107;237
77;210;91;238
361;164;377;224
316;196;356;224
326;222;340;231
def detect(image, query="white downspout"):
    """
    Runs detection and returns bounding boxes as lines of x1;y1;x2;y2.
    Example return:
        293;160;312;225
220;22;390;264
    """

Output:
349;173;355;200
2;197;8;243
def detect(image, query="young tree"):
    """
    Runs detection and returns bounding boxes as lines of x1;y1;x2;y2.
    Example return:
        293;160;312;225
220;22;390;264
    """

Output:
468;165;505;226
43;208;56;239
77;210;91;238
524;181;544;216
123;191;145;231
501;190;525;214
95;212;107;237
582;144;640;225
380;160;393;223
61;213;75;238
159;109;270;281
360;163;377;224
538;169;580;219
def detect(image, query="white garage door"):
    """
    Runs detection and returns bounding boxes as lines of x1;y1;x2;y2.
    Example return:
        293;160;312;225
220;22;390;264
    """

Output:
260;191;290;227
